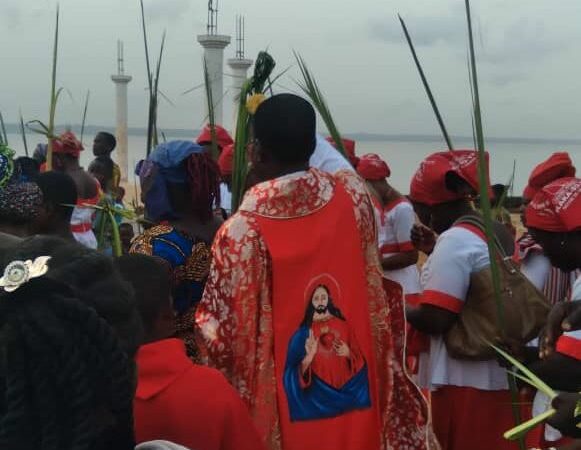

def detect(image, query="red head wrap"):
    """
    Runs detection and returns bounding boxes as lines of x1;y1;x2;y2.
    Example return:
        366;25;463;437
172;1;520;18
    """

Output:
325;137;359;167
52;131;84;158
409;150;489;206
196;124;234;149
218;144;234;177
523;152;576;201
525;177;581;232
356;154;390;181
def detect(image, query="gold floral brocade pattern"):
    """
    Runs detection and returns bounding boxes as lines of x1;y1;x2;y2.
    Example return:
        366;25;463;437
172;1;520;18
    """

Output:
196;168;433;450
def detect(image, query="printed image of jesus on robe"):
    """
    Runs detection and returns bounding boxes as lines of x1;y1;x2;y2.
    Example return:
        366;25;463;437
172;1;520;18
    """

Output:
283;281;371;422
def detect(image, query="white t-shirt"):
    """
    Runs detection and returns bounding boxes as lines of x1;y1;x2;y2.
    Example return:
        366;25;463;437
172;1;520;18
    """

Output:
378;199;421;296
220;183;232;215
520;252;552;292
309;135;354;174
418;225;509;391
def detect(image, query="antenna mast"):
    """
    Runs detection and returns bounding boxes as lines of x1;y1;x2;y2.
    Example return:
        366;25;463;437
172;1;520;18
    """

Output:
117;40;125;75
207;0;219;35
235;15;246;59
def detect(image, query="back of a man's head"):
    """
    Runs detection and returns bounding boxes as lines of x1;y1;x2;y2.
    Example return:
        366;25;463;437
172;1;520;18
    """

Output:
115;254;173;342
36;171;78;221
253;94;317;165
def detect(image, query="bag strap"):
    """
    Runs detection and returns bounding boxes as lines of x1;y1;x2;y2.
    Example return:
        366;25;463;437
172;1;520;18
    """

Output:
454;215;508;259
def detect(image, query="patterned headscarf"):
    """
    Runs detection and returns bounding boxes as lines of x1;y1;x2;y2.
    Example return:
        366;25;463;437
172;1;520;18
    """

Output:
53;131;84;158
410;150;488;206
525;177;581;232
523;152;576;201
137;141;205;222
357;154;390;181
0;144;15;189
0;182;43;222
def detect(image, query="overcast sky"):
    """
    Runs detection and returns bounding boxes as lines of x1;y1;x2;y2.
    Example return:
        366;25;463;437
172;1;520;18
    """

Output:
2;0;581;139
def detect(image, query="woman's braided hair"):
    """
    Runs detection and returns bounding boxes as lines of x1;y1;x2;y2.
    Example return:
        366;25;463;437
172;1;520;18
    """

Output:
0;236;144;450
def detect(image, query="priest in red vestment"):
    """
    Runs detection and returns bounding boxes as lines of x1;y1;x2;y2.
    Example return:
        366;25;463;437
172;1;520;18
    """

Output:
196;94;435;450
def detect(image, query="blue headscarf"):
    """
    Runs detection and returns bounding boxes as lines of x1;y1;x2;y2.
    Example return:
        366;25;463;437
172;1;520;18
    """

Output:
137;141;205;222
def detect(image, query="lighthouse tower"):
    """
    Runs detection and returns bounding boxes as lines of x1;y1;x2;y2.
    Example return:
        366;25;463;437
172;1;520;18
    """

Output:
110;40;132;181
197;0;230;126
227;16;253;125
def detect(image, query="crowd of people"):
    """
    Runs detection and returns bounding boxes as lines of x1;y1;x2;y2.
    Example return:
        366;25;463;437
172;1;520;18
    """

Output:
0;92;579;450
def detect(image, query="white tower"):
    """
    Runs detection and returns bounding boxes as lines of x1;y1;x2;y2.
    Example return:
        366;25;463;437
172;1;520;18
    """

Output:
111;40;132;182
197;0;230;126
227;16;253;125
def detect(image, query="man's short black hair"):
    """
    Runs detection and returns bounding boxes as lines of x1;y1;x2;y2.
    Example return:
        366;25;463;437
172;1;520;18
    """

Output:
253;93;317;165
35;172;78;221
115;254;172;335
98;132;117;152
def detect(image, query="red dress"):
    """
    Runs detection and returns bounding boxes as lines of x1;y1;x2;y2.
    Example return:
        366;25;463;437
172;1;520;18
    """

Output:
134;338;265;450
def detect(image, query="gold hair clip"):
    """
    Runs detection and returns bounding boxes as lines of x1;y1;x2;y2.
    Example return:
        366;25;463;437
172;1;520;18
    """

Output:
0;257;51;292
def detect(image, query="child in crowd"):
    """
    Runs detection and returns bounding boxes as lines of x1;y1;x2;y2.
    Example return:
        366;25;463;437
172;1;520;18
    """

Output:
115;254;265;450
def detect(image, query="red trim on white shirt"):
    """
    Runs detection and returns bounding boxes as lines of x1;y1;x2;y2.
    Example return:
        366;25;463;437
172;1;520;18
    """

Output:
381;241;415;255
70;223;93;233
454;223;487;242
556;335;581;360
420;289;463;313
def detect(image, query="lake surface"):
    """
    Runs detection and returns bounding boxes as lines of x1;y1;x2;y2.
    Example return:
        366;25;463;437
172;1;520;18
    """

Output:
6;132;581;195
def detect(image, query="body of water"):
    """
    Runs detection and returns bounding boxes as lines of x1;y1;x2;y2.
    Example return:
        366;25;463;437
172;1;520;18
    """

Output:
6;132;581;195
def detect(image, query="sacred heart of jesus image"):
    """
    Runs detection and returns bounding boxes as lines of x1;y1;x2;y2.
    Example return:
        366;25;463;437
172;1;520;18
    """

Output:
282;274;371;422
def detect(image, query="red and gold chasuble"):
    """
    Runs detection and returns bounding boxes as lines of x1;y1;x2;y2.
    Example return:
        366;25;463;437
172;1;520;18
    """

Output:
254;181;381;450
196;169;435;450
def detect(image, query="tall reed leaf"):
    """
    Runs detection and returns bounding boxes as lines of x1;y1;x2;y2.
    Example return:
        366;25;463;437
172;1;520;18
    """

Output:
465;2;525;447
398;15;454;150
80;90;90;145
295;53;346;157
203;58;219;159
139;0;164;156
19;111;29;157
46;5;60;171
0;113;8;145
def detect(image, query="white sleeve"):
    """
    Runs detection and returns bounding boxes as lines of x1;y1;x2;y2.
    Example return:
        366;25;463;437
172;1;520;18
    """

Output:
420;230;476;312
309;135;354;174
393;204;415;248
520;253;551;292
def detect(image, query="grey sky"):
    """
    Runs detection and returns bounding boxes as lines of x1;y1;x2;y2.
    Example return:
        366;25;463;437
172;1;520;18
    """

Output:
2;0;581;139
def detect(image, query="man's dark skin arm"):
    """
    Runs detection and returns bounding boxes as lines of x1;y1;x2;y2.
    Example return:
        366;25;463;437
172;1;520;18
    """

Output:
382;250;419;271
547;392;581;439
406;304;458;335
528;353;581;392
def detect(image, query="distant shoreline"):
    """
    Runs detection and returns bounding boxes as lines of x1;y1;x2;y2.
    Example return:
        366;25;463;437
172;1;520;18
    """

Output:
5;123;581;146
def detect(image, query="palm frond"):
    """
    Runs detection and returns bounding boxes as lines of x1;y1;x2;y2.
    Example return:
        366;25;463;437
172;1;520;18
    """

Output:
203;57;219;159
294;52;346;157
399;14;454;150
231;80;252;211
19;111;29;156
492;345;557;440
465;2;525;447
46;5;60;171
0;112;8;145
80;90;90;144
